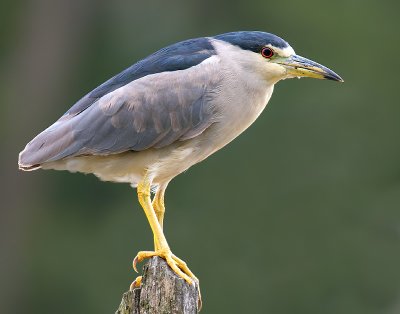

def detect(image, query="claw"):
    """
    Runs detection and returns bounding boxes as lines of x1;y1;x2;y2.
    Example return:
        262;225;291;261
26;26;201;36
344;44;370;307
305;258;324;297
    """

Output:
198;292;202;312
133;256;139;273
129;276;142;290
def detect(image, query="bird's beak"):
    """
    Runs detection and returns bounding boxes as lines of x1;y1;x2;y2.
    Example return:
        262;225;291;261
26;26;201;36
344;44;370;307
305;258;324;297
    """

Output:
276;55;343;82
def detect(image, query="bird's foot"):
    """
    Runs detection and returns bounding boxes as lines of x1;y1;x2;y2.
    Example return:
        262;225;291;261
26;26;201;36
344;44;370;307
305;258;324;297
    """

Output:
129;276;142;290
133;250;197;285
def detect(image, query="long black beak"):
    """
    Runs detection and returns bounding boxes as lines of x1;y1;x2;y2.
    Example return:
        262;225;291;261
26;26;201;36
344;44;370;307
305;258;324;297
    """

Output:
277;54;343;82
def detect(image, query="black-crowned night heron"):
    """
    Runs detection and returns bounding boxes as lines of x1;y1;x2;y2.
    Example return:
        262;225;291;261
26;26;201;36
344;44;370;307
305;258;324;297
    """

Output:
19;31;342;287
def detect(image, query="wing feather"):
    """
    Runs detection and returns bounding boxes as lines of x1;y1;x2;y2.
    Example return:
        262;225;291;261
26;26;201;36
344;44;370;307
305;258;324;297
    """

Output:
19;57;222;168
64;37;216;117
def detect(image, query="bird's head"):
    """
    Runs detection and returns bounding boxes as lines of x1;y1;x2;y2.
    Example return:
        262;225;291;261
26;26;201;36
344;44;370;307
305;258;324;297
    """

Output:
214;31;343;84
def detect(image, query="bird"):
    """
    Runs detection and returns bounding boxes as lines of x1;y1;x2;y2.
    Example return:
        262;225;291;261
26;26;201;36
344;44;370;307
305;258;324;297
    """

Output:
18;31;343;288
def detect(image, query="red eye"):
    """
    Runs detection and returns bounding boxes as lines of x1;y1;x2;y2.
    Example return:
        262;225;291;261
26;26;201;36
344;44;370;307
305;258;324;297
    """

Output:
261;47;274;58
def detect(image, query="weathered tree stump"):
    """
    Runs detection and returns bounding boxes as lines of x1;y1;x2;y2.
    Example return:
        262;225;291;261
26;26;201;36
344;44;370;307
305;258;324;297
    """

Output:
116;257;200;314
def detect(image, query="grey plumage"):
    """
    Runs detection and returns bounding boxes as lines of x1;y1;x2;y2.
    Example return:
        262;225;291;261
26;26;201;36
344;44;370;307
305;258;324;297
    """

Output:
64;37;216;117
19;61;221;168
19;36;222;169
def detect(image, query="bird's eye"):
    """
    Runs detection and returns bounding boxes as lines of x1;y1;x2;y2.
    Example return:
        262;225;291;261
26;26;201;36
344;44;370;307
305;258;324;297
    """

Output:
261;47;274;59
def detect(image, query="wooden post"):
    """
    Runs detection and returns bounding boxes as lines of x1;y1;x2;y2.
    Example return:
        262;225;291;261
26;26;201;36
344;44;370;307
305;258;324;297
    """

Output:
115;257;200;314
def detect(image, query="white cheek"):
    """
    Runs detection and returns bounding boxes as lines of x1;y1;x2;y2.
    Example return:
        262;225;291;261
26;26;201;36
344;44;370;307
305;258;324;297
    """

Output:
261;63;288;83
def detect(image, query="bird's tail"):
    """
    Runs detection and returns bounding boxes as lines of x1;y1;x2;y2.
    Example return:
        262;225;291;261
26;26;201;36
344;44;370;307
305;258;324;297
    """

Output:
18;119;75;171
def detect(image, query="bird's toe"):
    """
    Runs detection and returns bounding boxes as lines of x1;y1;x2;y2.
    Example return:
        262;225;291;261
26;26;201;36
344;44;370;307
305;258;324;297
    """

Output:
133;250;196;285
129;276;142;290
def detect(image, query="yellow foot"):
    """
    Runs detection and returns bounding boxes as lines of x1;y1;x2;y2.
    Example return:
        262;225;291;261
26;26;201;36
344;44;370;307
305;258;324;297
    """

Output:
133;250;197;285
129;276;142;291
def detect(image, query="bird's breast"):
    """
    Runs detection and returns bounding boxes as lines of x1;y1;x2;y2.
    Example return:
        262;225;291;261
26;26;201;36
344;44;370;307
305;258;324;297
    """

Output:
199;77;274;157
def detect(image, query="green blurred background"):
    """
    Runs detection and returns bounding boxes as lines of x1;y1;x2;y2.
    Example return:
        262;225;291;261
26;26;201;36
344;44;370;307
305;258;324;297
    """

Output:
1;0;400;313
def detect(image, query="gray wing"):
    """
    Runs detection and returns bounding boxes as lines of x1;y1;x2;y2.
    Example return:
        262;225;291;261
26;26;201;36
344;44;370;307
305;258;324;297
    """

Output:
19;62;221;167
64;37;216;117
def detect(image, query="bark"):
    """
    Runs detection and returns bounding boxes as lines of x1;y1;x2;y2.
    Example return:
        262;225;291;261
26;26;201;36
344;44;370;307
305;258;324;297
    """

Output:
116;257;200;314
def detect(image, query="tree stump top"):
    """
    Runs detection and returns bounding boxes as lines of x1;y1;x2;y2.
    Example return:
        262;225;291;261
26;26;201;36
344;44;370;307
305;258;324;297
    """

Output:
116;257;200;314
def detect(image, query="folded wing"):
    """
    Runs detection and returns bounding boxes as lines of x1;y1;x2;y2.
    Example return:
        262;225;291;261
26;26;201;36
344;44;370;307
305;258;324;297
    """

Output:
19;55;222;169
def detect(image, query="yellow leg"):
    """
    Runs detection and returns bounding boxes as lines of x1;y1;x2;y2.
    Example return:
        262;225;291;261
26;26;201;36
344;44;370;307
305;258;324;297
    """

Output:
152;183;167;250
133;176;197;285
153;184;167;229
